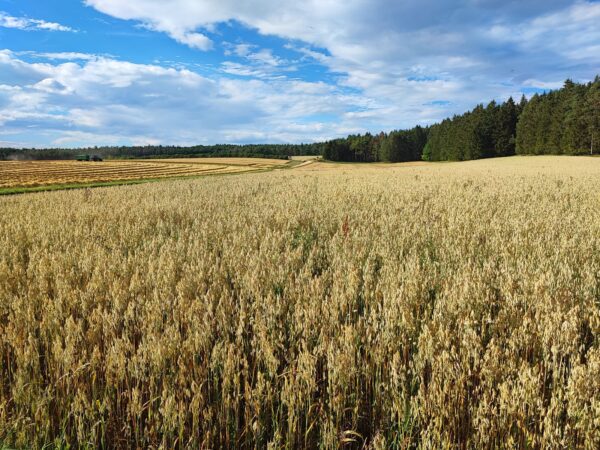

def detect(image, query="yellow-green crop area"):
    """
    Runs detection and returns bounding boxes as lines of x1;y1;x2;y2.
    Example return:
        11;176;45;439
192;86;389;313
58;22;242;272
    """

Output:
0;156;599;448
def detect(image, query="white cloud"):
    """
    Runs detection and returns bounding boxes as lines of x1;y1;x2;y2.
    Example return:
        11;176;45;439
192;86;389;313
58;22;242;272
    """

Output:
220;62;266;78
171;31;213;51
287;45;330;65
0;12;74;32
521;79;564;90
35;22;73;32
233;44;254;57
0;51;369;146
3;1;600;145
83;1;600;131
220;44;295;79
484;1;600;62
32;52;99;61
248;49;281;67
33;78;73;94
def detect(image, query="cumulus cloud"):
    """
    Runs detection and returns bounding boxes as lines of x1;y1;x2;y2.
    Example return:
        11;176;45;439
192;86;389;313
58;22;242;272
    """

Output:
82;0;600;131
220;43;295;79
0;50;368;146
30;52;99;61
0;12;74;32
3;1;600;145
170;31;213;51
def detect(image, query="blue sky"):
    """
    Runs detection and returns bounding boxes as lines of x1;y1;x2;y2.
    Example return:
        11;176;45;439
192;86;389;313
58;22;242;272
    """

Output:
0;0;599;147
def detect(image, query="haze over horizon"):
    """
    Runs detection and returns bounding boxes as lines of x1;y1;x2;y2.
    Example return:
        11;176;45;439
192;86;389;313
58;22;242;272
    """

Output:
1;0;599;148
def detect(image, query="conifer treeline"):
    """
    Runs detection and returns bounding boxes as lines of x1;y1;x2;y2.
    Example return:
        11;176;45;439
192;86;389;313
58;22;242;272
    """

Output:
1;77;598;162
0;143;322;161
324;76;600;162
424;97;524;161
516;78;600;155
322;127;428;162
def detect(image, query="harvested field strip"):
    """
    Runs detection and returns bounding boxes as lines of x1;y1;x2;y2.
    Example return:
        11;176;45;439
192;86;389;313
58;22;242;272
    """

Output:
2;168;215;178
28;168;243;181
144;157;290;166
0;170;250;189
0;159;271;191
3;165;226;177
0;163;220;172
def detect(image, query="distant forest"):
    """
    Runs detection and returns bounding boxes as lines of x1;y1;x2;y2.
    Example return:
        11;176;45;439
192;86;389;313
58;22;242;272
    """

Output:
0;143;322;161
1;77;598;162
329;76;599;162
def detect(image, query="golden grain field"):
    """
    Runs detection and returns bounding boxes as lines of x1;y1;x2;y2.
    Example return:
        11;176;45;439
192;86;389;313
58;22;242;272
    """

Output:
0;158;287;190
0;156;599;449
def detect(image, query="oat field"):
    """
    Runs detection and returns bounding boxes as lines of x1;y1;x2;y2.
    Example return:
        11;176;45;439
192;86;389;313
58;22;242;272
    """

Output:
0;158;288;193
0;156;599;449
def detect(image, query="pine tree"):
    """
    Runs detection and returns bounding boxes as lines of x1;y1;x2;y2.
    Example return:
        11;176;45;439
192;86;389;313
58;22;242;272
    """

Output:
586;78;600;155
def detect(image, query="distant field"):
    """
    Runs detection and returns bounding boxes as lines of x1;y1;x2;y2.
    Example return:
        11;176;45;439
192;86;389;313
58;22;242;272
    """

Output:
289;155;321;161
297;159;429;170
0;158;290;193
146;157;290;166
